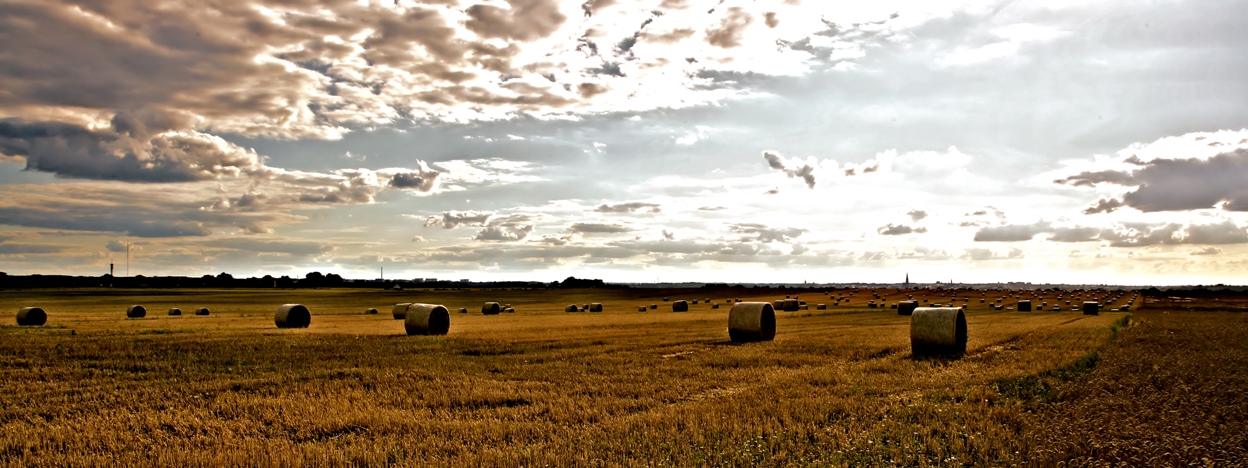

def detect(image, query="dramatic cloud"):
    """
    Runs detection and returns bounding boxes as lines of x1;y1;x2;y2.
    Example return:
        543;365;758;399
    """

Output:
593;202;660;213
1057;149;1248;212
878;224;927;236
762;151;816;189
472;214;538;242
387;163;441;192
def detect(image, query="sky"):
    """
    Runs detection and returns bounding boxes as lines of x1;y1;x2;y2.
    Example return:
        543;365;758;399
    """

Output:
1;0;1247;285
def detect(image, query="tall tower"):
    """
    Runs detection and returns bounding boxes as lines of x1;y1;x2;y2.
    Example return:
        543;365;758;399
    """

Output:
904;273;909;287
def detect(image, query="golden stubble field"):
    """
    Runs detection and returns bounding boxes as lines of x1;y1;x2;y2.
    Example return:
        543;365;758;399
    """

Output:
1;287;1134;466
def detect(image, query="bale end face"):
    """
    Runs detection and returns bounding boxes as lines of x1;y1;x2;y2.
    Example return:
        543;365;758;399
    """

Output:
1017;300;1032;312
275;304;311;328
167;308;182;316
910;307;967;358
897;301;918;316
1082;301;1099;315
16;307;47;326
392;303;411;320
195;307;210;316
126;305;147;318
565;304;579;312
728;302;776;343
482;302;501;315
405;303;450;336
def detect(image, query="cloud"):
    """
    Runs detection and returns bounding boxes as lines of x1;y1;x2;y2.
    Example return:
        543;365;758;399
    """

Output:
1191;247;1222;256
593;202;660;213
907;210;928;222
105;240;127;252
662;229;675;240
727;223;806;243
387;162;441;192
425;211;493;229
1082;198;1126;215
705;7;753;48
1048;226;1101;243
697;206;727;211
200;238;332;256
973;221;1052;242
878;224;927;236
473;214;537;242
568;222;635;234
963;247;1025;261
1057;148;1248;212
0;243;66;255
762;151;816;189
410;236;427;243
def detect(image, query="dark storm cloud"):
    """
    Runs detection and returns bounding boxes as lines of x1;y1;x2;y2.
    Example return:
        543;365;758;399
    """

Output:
1057;149;1248;212
593;202;661;213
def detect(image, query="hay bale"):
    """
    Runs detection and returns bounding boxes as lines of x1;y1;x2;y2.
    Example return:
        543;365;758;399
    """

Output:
728;302;776;343
816;304;826;310
1017;300;1032;312
365;308;378;315
16;307;46;326
650;304;657;309
126;305;146;318
405;303;450;335
482;302;501;315
589;303;603;312
712;303;720;309
910;307;967;357
565;304;579;312
168;308;182;316
663;297;669;301
275;304;311;328
692;300;699;305
800;305;808;310
638;306;647;312
392;303;411;320
897;301;918;316
782;299;799;312
505;307;515;313
459;308;468;314
672;300;689;312
1121;305;1130;312
1082;301;1099;315
195;307;210;316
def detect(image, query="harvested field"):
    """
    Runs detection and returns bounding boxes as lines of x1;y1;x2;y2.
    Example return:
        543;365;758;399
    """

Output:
0;287;1236;465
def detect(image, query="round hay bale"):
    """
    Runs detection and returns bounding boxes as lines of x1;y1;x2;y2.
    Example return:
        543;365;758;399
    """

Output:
910;307;967;357
365;308;378;315
1082;301;1099;315
589;303;603;312
772;300;784;310
1017;300;1032;312
816;304;826;310
692;300;699;305
459;308;468;314
638;306;647;312
782;299;799;312
663;297;669;301
392;303;411;320
16;307;46;326
504;307;515;313
799;305;808;310
195;307;210;316
126;305;146;318
650;304;657;309
712;303;720;309
672;300;689;312
168;308;182;316
1121;305;1130;312
728;302;776;343
565;304;579;312
275;304;311;328
404;303;450;336
897;300;919;316
481;302;501;315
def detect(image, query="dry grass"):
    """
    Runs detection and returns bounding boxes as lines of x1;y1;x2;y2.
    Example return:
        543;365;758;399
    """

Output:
0;287;1145;466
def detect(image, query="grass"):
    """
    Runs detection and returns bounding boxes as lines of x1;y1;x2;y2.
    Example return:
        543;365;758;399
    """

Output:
0;287;1148;465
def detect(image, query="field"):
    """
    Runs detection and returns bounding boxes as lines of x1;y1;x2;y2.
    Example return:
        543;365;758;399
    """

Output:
0;286;1242;466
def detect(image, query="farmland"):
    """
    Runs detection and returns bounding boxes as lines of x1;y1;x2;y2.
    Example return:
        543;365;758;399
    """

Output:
0;286;1242;466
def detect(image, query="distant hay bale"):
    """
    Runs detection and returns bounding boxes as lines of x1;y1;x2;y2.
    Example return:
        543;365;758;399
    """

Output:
405;303;450;336
736;298;742;303
672;300;689;312
639;306;647;312
782;299;799;312
1121;305;1130;312
16;307;46;326
1082;301;1099;315
728;302;776;343
195;307;210;316
275;304;311;328
168;308;182;316
890;304;897;309
459;308;468;314
392;303;412;320
910;307;967;357
816;304;826;310
1017;300;1032;312
712;303;720;309
126;305;146;318
650;304;657;309
482;302;501;315
773;300;784;310
897;301;919;316
505;307;515;313
692;300;699;305
565;304;579;312
365;308;378;315
799;305;808;310
590;303;603;312
663;297;669;301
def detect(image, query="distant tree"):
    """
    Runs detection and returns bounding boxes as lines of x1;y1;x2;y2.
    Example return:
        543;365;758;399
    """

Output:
216;272;233;280
305;272;324;281
325;273;344;285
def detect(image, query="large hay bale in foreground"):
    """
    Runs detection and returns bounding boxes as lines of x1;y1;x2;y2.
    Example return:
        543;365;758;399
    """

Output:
910;307;967;357
392;303;411;319
728;302;776;343
589;303;603;312
405;303;450;336
16;307;46;326
1083;301;1099;315
126;305;146;318
672;300;689;312
897;300;919;316
195;307;210;316
1017;300;1031;312
482;302;501;315
275;304;311;328
565;304;579;312
168;308;182;316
